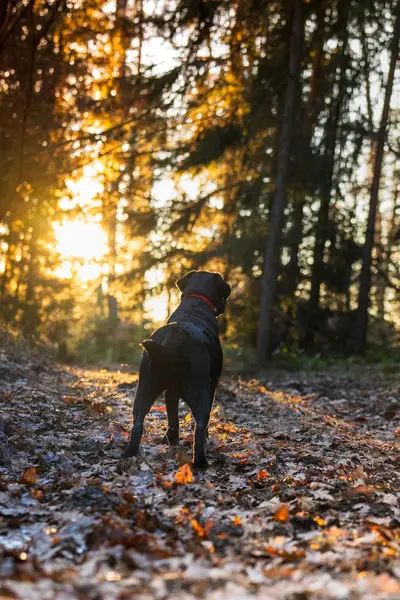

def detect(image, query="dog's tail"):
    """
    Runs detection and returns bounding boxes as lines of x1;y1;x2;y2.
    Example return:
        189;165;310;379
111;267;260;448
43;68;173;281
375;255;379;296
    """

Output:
141;339;181;365
141;326;188;372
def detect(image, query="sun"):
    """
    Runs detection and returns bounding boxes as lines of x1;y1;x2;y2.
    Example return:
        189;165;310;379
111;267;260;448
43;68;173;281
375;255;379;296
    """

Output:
54;220;108;281
145;292;169;322
54;220;108;260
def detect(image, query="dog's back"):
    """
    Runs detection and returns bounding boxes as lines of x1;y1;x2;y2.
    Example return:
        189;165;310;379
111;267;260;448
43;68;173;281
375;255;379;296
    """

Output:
142;321;211;388
142;324;190;380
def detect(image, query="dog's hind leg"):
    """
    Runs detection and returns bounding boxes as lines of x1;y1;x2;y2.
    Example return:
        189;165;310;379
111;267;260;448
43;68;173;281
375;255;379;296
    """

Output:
184;357;211;469
207;345;222;438
189;391;210;469
124;353;162;458
206;376;219;439
161;390;179;446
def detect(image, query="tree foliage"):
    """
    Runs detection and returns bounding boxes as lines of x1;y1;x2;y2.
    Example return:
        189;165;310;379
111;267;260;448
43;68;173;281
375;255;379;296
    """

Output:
0;0;399;363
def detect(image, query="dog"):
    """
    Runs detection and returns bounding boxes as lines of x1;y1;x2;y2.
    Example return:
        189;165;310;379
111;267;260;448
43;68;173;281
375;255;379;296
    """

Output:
124;270;231;469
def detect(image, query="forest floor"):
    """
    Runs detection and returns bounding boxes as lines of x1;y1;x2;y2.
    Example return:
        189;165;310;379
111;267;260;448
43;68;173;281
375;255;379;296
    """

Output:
0;351;400;599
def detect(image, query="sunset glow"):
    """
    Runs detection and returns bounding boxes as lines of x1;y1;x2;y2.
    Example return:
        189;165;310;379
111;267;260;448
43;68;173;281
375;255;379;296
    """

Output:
53;220;108;281
54;220;108;262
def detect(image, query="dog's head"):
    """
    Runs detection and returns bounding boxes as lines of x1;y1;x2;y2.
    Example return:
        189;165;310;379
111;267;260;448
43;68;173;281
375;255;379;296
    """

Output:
176;270;231;316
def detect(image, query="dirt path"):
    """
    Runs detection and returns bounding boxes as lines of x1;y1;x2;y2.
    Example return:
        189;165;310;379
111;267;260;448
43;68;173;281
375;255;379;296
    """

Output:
0;362;399;599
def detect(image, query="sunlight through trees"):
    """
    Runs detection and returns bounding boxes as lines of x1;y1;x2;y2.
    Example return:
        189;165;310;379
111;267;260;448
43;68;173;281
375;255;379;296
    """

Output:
0;0;399;364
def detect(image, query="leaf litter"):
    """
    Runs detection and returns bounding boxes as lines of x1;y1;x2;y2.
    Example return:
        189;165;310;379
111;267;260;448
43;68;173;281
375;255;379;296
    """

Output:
0;358;399;599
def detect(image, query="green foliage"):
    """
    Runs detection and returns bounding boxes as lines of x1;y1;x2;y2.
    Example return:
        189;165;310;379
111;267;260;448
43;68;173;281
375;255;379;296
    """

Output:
180;124;242;171
70;314;145;366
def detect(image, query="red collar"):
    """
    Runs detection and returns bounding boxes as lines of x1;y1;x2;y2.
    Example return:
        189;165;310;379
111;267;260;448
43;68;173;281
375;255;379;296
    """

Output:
184;293;217;314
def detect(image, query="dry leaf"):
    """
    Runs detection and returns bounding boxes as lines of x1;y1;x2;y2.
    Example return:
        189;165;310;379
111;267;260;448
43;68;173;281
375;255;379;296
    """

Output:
174;463;193;485
21;466;38;486
31;489;44;501
349;464;367;482
348;484;375;497
274;504;290;522
256;469;270;481
191;519;205;537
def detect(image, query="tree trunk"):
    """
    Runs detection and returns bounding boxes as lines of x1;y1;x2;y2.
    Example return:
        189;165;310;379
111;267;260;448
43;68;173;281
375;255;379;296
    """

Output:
104;0;129;278
0;238;10;300
18;0;36;180
136;0;143;76
374;201;385;319
360;17;385;319
256;0;303;366
22;222;38;338
378;181;400;314
354;1;400;354
306;5;349;348
286;4;326;300
0;0;10;46
285;193;305;299
105;191;118;278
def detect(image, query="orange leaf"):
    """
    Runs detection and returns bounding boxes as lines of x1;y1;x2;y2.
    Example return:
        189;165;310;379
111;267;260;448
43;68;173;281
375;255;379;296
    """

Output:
174;463;193;485
263;545;304;559
63;396;76;403
21;467;38;486
156;473;173;489
274;504;290;522
115;503;131;517
191;519;205;537
256;469;269;481
31;489;43;501
233;516;241;525
348;484;375;497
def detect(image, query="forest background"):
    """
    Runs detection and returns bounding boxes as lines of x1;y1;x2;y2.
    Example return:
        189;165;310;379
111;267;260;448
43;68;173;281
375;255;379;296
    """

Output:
0;0;399;367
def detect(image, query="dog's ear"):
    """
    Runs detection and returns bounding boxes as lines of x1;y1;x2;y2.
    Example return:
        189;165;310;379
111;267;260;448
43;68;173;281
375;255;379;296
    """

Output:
214;273;231;299
176;270;196;292
213;273;231;315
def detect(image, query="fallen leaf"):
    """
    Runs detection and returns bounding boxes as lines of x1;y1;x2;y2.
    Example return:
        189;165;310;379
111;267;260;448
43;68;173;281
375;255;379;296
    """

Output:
348;484;376;497
174;463;193;485
274;504;290;522
256;469;270;482
349;464;367;482
21;466;38;486
191;519;205;537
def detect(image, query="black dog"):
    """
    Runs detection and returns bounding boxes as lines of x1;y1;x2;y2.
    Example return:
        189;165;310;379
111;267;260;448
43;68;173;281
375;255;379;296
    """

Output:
124;270;231;469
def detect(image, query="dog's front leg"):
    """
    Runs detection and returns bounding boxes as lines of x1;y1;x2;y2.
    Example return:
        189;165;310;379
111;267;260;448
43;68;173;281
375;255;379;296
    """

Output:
187;390;210;470
161;390;179;446
124;353;161;458
125;409;146;458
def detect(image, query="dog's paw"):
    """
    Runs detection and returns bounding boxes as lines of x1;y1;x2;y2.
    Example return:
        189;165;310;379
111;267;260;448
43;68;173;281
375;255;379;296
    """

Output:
193;456;209;471
161;428;179;446
161;434;179;446
122;445;139;459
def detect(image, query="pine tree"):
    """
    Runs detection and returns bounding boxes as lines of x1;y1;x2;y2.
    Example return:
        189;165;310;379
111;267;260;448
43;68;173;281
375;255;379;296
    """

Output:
256;0;304;366
355;0;400;354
